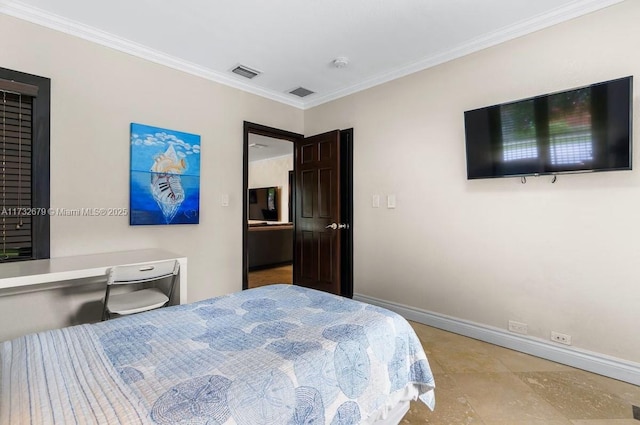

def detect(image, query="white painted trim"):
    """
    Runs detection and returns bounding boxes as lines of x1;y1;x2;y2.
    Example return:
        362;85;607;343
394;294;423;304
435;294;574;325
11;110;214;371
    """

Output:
303;0;625;108
354;293;640;386
0;0;625;110
0;1;305;109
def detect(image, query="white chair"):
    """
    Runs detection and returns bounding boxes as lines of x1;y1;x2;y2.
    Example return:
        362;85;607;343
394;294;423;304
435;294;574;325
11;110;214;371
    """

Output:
101;260;179;321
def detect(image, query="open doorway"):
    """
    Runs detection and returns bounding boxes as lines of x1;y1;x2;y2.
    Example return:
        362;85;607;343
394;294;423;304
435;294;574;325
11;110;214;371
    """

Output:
242;122;353;297
247;135;294;288
243;123;302;290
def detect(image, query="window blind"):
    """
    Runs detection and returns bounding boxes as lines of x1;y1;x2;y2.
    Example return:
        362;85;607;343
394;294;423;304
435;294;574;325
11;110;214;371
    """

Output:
500;100;538;162
548;88;593;165
0;83;35;261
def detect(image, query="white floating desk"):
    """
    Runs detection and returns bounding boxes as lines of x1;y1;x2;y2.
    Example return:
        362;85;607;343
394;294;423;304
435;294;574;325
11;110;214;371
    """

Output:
0;249;188;303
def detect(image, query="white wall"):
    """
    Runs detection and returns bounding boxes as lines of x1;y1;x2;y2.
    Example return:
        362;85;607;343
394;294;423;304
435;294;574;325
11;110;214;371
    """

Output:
249;155;294;222
305;1;640;363
0;14;302;338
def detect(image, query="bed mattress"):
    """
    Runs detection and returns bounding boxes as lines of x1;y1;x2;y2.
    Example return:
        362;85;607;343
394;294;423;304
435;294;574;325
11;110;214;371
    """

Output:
1;284;435;424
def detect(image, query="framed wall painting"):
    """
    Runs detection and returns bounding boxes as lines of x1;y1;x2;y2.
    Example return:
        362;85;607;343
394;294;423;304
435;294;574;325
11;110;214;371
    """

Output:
130;123;200;225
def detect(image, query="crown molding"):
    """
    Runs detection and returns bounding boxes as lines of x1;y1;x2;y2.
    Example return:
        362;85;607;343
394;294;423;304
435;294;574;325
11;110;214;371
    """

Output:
301;0;626;109
0;0;306;109
0;0;625;111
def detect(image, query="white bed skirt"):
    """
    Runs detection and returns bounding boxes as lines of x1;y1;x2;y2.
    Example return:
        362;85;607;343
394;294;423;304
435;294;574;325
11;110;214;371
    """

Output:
373;400;410;425
368;384;428;425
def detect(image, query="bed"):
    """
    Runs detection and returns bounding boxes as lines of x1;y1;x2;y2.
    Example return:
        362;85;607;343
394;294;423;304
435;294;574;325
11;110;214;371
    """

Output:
0;284;435;424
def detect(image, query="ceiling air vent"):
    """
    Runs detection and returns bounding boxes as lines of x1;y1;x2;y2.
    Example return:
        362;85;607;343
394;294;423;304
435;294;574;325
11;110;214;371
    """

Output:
289;87;315;98
231;65;261;79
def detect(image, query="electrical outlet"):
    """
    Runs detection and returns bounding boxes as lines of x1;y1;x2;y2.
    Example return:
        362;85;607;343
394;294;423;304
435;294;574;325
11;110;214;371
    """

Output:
551;331;572;345
508;320;528;335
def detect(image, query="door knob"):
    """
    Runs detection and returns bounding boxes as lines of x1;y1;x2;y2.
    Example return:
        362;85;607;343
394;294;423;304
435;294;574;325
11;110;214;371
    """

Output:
325;223;349;230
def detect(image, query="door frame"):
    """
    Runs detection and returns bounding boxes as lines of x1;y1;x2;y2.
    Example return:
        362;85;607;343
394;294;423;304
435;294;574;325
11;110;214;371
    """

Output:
339;129;354;298
242;122;353;297
243;122;303;290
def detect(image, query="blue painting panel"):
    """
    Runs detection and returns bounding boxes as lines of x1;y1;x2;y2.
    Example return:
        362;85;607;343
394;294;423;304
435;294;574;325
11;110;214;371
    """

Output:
130;123;201;225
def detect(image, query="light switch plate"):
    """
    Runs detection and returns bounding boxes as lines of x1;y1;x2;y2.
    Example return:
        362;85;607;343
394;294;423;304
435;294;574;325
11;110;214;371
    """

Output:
387;194;396;209
221;194;229;207
372;194;380;208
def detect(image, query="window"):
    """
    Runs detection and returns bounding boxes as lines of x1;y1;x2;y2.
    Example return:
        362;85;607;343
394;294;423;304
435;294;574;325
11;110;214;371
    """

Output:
548;88;593;165
500;88;594;167
0;68;50;262
500;100;538;162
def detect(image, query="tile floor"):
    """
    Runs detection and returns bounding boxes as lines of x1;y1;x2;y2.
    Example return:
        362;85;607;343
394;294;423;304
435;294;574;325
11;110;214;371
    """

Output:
245;280;639;423
404;321;640;424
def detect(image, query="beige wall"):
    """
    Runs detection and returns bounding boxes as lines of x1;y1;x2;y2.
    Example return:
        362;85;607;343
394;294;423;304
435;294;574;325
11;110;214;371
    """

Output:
305;1;640;363
249;154;294;222
0;14;302;338
1;1;639;366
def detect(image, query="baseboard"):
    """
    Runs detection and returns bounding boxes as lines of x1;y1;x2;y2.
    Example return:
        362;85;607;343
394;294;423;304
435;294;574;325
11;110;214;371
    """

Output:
354;293;640;386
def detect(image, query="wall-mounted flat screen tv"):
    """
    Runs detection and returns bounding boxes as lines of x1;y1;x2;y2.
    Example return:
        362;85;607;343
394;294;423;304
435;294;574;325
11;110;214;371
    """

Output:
464;76;632;179
248;186;278;221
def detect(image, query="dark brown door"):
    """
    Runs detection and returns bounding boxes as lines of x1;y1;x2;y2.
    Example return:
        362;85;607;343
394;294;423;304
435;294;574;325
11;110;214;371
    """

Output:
294;130;342;295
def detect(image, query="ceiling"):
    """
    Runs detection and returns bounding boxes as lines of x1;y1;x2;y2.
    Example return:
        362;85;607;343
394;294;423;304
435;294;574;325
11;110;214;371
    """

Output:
0;0;623;109
248;134;293;162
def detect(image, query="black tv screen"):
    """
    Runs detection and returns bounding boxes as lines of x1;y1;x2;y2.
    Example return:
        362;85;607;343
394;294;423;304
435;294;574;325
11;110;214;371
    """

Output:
464;76;632;179
248;186;278;221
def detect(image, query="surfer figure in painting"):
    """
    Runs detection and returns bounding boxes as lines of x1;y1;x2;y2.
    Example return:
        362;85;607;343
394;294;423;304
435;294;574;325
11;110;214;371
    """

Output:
150;144;186;224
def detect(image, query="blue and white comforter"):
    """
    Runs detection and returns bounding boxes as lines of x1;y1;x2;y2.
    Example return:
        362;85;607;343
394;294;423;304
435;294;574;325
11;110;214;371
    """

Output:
0;284;435;424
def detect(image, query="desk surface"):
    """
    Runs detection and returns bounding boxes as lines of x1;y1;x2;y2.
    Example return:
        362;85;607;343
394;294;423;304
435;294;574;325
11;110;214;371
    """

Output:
0;249;186;290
